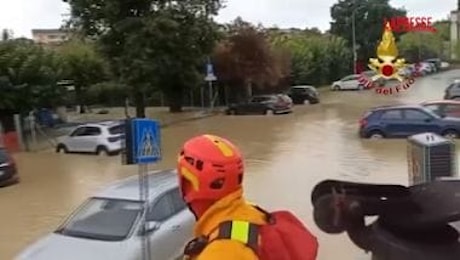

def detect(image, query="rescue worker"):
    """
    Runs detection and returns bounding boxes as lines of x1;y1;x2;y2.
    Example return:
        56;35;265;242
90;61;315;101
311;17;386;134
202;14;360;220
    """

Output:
178;134;264;259
177;134;318;260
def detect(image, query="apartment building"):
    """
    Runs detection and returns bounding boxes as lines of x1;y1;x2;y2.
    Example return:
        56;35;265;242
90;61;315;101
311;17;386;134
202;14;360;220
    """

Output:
31;29;69;45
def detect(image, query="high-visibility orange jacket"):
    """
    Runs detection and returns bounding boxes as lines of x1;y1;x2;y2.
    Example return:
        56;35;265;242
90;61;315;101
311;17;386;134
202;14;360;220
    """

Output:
187;189;266;260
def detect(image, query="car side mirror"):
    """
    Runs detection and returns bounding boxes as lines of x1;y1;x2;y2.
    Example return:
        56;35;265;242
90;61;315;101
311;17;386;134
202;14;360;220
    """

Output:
139;221;160;236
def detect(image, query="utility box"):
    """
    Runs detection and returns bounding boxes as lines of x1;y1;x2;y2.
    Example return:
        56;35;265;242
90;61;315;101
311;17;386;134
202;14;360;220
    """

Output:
407;133;457;185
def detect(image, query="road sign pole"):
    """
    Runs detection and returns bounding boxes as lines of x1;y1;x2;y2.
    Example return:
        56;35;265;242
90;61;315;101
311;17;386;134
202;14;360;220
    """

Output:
139;164;151;260
122;119;161;260
208;80;213;110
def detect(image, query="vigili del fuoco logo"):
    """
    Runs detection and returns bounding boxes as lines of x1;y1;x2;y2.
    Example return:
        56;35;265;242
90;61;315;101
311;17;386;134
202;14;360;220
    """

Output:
358;22;421;95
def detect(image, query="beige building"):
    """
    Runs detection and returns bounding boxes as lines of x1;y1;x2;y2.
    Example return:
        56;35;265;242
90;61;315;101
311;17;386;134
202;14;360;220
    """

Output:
31;29;68;45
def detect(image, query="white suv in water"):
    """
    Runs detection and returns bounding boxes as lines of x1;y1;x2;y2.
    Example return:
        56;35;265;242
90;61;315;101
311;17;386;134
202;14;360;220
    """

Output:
56;121;124;155
17;169;195;260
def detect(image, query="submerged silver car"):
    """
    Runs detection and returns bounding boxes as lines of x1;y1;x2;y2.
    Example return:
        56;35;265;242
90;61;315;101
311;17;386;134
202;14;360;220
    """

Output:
17;170;195;260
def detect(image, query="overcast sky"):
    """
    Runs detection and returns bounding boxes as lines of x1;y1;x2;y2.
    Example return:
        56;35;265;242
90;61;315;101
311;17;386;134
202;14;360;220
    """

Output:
0;0;456;38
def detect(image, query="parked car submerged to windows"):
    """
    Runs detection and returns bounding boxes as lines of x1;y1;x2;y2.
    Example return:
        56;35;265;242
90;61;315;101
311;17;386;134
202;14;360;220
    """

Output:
17;169;195;260
226;94;293;115
421;100;460;118
0;147;18;187
56;121;124;155
286;85;319;104
424;58;441;71
331;74;364;91
358;105;460;139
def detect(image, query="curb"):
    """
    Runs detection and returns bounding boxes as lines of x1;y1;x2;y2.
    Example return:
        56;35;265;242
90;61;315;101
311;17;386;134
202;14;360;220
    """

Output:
159;111;220;128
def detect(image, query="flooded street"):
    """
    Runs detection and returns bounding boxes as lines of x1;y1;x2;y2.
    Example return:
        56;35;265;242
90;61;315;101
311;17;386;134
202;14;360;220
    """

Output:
1;70;459;260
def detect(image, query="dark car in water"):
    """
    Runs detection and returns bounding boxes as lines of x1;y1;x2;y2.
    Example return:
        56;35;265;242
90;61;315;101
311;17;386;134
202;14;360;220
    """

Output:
358;105;460;139
286;85;319;104
0;147;19;187
226;94;292;115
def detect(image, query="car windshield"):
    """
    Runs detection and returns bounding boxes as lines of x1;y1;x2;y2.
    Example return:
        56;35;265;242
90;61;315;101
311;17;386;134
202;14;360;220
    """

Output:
291;87;307;93
56;198;142;241
108;124;124;135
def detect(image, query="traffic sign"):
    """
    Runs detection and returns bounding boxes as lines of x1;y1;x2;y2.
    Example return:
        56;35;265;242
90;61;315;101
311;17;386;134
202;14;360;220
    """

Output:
131;119;161;164
205;62;217;82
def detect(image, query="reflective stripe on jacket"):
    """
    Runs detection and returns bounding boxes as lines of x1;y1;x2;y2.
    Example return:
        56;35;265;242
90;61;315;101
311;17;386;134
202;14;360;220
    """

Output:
189;189;266;260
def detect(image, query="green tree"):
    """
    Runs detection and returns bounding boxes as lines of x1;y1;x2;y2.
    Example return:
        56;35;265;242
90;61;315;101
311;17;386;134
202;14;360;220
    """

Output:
269;30;352;86
57;39;107;113
330;0;406;63
64;0;223;115
398;21;447;62
1;29;13;41
0;40;66;112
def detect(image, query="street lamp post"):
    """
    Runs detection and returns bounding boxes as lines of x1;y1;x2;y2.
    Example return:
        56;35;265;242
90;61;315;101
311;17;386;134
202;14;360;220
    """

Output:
351;3;385;74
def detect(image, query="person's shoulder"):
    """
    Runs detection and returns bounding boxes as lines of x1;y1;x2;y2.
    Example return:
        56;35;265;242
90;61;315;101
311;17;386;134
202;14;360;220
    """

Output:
197;239;258;260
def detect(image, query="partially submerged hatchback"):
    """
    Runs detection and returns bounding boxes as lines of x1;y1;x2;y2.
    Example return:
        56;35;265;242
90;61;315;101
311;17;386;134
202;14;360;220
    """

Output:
286;85;320;104
17;169;195;260
359;105;460;139
56;121;124;155
226;94;293;115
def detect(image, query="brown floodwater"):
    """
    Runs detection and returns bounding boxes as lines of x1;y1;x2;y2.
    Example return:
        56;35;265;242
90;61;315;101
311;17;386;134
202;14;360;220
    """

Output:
1;70;458;260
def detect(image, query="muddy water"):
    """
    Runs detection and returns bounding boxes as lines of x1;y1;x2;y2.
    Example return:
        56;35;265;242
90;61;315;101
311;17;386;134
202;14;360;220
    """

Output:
1;70;458;260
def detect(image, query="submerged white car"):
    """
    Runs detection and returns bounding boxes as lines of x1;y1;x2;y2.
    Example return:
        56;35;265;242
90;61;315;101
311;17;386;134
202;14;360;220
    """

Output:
17;170;195;260
56;121;124;155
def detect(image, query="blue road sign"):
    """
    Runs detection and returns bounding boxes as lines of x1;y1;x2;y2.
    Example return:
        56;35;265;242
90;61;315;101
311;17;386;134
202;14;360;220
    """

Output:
132;119;161;164
206;63;214;76
205;62;217;81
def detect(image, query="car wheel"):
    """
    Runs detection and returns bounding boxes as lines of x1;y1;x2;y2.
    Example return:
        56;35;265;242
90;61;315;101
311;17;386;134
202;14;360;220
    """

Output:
309;99;319;104
442;130;459;139
96;146;109;156
56;144;68;153
333;85;340;91
367;130;385;139
265;109;274;115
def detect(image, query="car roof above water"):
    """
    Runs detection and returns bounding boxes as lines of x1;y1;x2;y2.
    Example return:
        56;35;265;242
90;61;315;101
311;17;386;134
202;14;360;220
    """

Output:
370;104;425;112
94;169;178;201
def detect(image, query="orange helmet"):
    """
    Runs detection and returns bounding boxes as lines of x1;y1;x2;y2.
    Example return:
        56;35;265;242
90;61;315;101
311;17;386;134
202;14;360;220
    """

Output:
177;134;244;203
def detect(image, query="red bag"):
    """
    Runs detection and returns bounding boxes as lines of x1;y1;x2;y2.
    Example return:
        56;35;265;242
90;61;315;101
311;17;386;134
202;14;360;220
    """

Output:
254;207;318;260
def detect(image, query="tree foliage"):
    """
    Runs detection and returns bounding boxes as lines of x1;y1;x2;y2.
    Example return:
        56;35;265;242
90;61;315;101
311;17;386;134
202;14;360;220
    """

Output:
330;0;406;62
0;39;66;112
269;29;352;85
398;21;449;62
57;39;107;112
64;0;224;114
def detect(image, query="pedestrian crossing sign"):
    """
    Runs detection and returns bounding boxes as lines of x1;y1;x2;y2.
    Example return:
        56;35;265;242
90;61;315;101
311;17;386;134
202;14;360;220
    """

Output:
132;119;161;164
